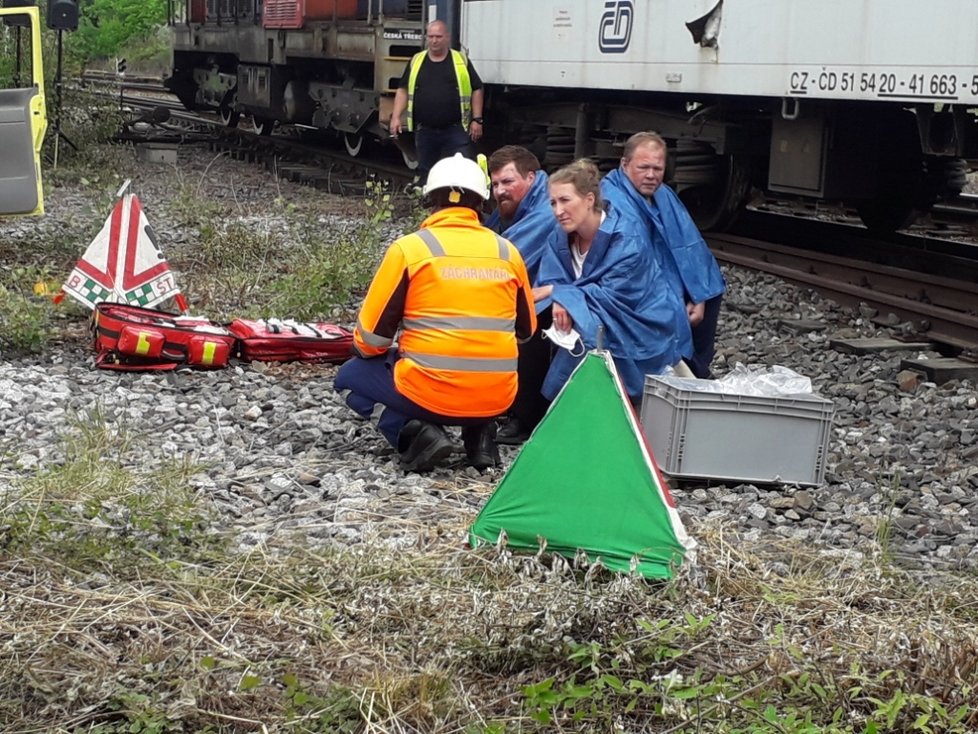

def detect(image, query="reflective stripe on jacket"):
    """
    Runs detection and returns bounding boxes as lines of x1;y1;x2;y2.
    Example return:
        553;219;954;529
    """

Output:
405;49;472;132
354;207;536;417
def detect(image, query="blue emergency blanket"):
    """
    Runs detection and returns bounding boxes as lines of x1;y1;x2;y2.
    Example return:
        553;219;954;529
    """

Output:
485;171;556;283
536;205;686;402
601;169;725;304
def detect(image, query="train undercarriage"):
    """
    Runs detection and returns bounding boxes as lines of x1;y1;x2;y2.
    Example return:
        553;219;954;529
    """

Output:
167;47;977;232
481;88;977;232
165;11;425;164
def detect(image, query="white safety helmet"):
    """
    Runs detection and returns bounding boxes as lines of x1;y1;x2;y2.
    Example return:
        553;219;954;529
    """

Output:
422;153;490;201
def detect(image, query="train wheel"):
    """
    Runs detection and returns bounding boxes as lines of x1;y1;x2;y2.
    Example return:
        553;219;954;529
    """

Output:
344;133;365;157
219;90;240;128
252;116;274;136
676;151;750;232
856;160;920;232
401;149;419;171
220;105;240;128
856;199;917;232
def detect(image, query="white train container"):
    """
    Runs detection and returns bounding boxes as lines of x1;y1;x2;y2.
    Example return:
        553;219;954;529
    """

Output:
462;1;978;105
459;0;978;230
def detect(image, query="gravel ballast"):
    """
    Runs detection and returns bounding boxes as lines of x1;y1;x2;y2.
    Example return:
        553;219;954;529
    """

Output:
3;147;976;575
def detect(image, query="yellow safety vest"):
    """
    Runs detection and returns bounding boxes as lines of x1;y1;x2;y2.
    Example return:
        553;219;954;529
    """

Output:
405;49;472;132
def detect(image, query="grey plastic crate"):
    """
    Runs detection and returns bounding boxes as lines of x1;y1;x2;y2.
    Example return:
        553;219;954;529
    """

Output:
640;375;835;486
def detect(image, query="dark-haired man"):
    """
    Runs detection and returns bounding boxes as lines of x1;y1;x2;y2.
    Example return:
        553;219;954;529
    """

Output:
485;145;560;444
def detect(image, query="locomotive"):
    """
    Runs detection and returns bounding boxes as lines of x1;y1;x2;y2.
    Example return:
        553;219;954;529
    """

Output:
166;0;978;231
166;0;426;166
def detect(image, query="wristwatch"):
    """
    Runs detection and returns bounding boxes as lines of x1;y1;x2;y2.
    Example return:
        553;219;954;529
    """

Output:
471;117;484;124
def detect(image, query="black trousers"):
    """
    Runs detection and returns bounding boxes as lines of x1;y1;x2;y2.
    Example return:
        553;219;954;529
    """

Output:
415;124;474;179
509;308;553;430
688;294;722;379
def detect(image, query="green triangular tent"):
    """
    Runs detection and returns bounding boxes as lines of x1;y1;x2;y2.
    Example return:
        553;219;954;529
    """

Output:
470;351;695;579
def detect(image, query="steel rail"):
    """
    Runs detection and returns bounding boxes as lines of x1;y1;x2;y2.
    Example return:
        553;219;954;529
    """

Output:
708;233;978;350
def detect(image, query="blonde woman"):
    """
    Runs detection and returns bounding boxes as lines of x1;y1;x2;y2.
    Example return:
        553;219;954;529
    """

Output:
532;159;689;405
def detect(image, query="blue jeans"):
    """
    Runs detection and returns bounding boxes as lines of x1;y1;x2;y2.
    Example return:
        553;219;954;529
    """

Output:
334;354;487;447
415;124;474;179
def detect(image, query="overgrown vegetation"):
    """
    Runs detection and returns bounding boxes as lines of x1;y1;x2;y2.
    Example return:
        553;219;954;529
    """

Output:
2;407;221;567
160;173;403;319
73;0;167;64
3;431;977;734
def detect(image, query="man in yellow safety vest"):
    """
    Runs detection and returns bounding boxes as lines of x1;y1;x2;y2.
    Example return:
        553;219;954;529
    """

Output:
389;19;485;178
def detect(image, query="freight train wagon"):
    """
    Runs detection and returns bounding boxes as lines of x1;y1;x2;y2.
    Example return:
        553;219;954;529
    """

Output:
167;0;978;230
461;0;978;230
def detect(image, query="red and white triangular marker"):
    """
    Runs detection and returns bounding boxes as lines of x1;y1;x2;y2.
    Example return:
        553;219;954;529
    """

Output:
59;182;187;312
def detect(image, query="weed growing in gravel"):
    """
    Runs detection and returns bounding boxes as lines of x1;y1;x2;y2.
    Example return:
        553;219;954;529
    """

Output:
166;167;229;230
875;472;902;563
158;170;415;318
0;267;58;355
262;177;404;318
2;406;221;567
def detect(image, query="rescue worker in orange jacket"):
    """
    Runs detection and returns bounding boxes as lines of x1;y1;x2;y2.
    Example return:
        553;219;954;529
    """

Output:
334;153;537;472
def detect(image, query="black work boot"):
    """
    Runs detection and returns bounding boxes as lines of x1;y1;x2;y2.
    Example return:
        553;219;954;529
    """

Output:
495;417;531;445
398;420;453;472
462;422;500;471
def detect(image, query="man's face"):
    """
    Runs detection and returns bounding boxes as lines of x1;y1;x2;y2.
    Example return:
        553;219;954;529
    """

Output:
622;143;666;197
426;24;449;55
491;163;535;219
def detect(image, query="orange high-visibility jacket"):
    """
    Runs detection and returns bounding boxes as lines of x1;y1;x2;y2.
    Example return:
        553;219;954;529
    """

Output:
354;207;537;417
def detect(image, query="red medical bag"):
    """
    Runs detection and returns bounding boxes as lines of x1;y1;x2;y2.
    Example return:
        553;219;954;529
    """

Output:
93;303;236;370
228;318;353;363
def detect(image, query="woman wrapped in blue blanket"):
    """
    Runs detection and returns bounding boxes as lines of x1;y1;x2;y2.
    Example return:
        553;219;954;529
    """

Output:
532;159;692;405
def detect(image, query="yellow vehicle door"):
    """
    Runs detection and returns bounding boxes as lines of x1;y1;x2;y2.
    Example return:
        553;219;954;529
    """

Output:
0;5;47;217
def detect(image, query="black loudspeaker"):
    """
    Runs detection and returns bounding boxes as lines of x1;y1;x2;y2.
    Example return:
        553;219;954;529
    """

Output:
46;0;78;30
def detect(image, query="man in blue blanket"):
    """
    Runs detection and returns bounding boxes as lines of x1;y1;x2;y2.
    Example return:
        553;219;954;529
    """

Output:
601;132;726;378
485;145;559;444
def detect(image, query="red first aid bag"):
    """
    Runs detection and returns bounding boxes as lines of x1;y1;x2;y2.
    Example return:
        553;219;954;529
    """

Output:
229;318;353;363
93;303;236;371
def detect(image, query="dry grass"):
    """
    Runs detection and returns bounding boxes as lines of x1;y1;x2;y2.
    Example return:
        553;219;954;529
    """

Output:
3;507;977;732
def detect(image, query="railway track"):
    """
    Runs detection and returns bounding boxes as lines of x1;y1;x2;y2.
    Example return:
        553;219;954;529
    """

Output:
99;80;418;196
710;216;978;353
